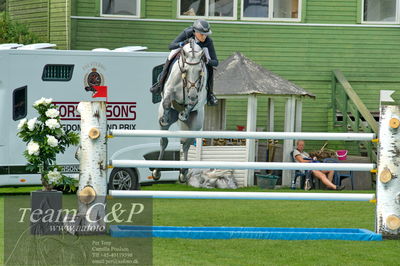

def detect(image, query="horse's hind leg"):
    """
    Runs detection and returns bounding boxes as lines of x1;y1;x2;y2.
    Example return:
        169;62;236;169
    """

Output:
178;111;204;183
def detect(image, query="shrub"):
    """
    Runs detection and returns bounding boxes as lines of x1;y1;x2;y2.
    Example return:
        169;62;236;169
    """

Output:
0;12;44;44
17;98;80;191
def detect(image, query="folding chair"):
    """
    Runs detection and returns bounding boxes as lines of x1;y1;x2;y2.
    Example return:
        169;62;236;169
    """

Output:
290;151;312;189
322;157;354;190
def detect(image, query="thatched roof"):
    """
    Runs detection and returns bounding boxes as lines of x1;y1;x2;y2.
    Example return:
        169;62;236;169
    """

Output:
214;52;315;98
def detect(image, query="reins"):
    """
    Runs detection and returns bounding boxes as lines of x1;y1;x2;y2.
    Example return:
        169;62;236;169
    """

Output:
177;39;205;104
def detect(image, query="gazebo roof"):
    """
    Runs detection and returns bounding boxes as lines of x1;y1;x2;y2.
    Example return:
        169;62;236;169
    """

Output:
214;52;315;98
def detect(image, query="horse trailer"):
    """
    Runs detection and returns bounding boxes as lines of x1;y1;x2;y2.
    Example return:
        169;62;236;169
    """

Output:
0;46;180;189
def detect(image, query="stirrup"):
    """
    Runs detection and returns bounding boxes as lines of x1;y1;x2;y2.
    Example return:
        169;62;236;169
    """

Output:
207;94;218;106
150;82;161;94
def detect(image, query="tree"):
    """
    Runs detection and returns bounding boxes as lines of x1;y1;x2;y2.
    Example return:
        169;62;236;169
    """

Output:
0;12;44;44
0;0;5;12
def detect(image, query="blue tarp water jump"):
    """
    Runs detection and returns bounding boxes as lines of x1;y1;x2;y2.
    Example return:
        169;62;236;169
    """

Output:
110;225;382;241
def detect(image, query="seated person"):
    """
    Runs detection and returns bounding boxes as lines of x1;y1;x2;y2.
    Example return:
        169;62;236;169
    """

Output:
293;140;344;191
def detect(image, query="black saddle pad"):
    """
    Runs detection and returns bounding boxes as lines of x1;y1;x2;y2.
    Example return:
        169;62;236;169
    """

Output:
151;54;180;104
152;92;162;104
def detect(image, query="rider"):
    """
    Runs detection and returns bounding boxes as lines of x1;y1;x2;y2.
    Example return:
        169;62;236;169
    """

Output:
150;19;218;106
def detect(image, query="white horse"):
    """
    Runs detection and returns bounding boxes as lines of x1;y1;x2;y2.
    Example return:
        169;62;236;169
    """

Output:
153;39;208;182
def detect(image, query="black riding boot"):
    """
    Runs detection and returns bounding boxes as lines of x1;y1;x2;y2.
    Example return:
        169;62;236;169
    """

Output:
150;59;171;94
206;66;218;106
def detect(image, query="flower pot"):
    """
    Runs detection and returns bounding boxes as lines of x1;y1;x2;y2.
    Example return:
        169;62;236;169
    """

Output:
256;174;279;189
30;190;62;235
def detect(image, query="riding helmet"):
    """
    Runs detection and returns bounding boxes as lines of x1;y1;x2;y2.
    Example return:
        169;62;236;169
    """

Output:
193;19;212;35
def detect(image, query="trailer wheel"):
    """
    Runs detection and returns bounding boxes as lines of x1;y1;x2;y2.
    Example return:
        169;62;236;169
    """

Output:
108;168;139;190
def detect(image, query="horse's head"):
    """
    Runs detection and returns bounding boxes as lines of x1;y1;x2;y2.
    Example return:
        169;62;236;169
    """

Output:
181;39;204;64
179;39;207;105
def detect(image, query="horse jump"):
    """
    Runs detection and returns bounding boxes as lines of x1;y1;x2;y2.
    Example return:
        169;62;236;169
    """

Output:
106;119;400;239
106;128;382;241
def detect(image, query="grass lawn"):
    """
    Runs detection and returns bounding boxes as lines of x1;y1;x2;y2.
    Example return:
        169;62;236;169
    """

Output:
1;184;399;265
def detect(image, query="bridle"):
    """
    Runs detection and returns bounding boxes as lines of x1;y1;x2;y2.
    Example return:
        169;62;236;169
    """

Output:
177;39;205;102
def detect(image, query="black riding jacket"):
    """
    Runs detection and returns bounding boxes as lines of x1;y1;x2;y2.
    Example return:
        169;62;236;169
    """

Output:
168;27;219;67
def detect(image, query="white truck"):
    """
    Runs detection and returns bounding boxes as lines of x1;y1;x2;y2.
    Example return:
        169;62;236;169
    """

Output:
0;45;180;190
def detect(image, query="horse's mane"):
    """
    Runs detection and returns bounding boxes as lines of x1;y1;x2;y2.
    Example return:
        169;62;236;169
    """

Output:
183;38;203;56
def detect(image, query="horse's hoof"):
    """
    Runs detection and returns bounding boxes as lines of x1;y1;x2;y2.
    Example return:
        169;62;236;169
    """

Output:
152;170;161;181
179;173;187;183
179;112;188;121
159;117;169;127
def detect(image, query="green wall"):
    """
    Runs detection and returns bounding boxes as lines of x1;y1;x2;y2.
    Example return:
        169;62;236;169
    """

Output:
145;0;173;18
305;0;359;24
49;0;71;49
8;0;70;49
69;19;400;121
8;0;49;41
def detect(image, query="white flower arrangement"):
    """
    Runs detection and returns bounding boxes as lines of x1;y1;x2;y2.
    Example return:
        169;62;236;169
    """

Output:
47;135;59;147
56;128;65;138
17;118;27;130
27;141;40;156
17;97;79;191
45;108;60;118
33;97;53;107
27;117;37;131
45;119;60;130
33;97;46;107
47;169;62;185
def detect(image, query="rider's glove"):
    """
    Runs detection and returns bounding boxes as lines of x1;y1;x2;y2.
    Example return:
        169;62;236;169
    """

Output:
179;41;185;47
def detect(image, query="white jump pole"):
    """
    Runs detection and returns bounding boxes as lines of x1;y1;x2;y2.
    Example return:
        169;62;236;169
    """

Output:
110;130;375;141
111;160;375;171
109;190;375;202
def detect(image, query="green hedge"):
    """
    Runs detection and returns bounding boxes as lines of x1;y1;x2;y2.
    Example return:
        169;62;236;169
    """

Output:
0;0;5;12
0;12;43;44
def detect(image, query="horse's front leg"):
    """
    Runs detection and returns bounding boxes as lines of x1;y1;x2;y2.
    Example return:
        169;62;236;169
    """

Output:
179;87;198;122
153;106;178;180
179;137;194;183
179;103;196;122
159;94;173;126
152;137;168;180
